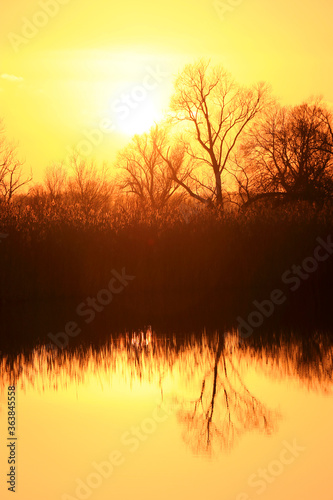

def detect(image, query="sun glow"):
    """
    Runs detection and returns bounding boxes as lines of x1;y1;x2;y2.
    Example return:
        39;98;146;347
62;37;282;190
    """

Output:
69;50;172;138
113;99;163;137
0;0;332;180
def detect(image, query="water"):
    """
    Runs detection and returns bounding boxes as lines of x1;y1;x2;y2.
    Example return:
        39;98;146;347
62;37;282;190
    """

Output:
0;330;332;500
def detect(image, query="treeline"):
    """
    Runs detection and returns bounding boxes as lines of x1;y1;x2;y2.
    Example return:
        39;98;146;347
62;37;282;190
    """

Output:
1;60;333;313
1;60;333;213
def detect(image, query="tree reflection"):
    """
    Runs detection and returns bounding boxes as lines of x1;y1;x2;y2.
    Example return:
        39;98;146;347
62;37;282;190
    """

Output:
176;334;278;455
0;329;332;459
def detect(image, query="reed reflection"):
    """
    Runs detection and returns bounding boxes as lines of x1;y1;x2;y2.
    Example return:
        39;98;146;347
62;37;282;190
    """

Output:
0;329;332;457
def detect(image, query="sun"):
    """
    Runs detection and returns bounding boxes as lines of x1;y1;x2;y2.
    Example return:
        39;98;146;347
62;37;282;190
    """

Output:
112;98;163;137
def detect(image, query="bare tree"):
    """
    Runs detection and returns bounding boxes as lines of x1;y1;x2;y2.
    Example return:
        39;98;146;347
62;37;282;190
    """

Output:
165;60;270;209
233;101;333;207
68;156;113;215
0;121;32;204
116;125;186;211
44;163;67;201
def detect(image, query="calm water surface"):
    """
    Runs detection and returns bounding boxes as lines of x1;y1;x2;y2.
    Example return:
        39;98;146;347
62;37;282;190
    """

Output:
0;330;332;500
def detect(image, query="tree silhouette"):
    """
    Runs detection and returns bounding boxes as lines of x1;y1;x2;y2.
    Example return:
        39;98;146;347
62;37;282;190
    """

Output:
68;155;113;215
0;120;32;204
233;101;333;207
116;125;186;211
44;163;67;202
164;60;270;209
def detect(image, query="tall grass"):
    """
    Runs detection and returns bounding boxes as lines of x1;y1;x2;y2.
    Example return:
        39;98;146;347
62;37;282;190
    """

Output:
0;199;333;322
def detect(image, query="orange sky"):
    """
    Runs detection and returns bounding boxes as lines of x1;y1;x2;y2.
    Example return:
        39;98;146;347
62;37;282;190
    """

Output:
1;0;333;182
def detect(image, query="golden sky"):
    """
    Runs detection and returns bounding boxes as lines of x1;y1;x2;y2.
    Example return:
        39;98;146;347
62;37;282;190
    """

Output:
1;0;333;182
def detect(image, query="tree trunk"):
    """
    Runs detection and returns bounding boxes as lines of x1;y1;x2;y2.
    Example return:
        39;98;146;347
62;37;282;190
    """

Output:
215;170;224;209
